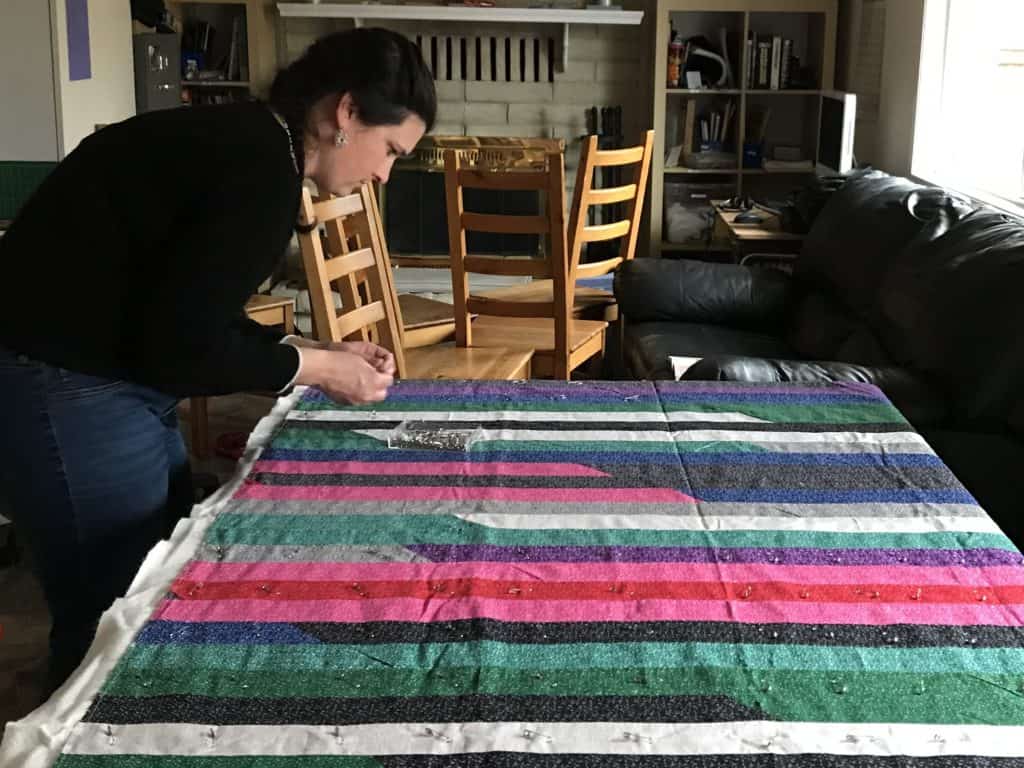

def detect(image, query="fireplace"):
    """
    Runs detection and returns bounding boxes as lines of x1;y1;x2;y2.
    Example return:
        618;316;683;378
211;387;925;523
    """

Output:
382;136;565;261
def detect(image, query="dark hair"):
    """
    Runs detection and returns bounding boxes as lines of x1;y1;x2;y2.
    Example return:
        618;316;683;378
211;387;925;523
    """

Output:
268;27;436;173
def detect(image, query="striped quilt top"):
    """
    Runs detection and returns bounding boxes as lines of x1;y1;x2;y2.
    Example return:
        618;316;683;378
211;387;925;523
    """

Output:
56;380;1024;767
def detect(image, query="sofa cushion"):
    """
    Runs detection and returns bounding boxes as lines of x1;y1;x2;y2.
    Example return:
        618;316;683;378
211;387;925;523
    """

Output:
624;321;794;379
876;209;1024;427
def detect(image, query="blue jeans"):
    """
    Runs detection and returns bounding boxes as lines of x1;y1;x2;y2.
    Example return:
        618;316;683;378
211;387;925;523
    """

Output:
0;346;192;687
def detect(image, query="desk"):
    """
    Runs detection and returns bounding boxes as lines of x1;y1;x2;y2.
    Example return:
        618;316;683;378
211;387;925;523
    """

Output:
6;380;1024;766
714;203;804;262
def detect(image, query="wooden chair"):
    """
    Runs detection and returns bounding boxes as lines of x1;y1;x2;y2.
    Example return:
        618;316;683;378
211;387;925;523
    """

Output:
471;130;655;323
444;147;608;380
298;184;533;381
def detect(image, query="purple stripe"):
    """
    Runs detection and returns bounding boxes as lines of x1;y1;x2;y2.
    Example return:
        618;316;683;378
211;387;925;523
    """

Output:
408;544;1022;567
657;382;886;400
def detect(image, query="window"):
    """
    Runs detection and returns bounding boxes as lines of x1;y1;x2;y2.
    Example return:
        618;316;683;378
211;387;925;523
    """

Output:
913;0;1024;210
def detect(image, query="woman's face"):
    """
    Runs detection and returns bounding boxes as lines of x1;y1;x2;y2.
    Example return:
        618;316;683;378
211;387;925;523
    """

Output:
310;93;426;196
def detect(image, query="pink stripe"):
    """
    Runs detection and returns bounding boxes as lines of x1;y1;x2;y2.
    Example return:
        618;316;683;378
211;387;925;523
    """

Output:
234;485;696;503
156;596;1024;626
252;460;609;478
181;561;1024;589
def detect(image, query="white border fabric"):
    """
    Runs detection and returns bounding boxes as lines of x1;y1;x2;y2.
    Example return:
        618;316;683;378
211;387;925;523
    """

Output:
0;388;305;768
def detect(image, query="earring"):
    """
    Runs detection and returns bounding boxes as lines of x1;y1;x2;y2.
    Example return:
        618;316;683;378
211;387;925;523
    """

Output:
334;128;347;147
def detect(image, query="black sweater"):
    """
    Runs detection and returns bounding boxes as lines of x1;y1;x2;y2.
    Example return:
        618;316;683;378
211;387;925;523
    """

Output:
0;102;302;397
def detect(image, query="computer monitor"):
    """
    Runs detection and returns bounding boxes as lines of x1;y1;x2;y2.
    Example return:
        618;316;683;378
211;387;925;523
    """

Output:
818;90;857;174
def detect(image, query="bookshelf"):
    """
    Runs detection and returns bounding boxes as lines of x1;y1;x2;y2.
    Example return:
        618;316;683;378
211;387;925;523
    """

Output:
165;0;276;103
649;0;837;258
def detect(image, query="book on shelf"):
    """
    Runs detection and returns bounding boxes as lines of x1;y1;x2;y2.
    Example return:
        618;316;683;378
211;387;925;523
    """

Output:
770;36;782;90
757;41;770;88
780;39;793;89
749;33;757;88
762;158;814;171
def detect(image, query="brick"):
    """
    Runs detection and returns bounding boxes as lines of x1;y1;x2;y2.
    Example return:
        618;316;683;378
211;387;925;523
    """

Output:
553;81;633;106
508;103;585;126
464;103;509;124
557;60;597;82
437;102;467;123
464;123;550;139
596;61;641;84
432;123;466;137
568;35;639;62
433;80;466;101
466;81;554;103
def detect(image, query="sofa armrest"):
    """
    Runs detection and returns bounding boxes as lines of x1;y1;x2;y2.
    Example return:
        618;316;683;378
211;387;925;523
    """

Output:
682;356;949;427
613;258;795;329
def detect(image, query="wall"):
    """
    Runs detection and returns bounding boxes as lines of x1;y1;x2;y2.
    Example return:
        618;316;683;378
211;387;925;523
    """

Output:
837;0;925;175
0;0;60;162
50;0;136;156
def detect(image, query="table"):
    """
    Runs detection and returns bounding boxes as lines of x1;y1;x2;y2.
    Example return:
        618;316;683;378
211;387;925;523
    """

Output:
7;380;1024;766
713;203;805;262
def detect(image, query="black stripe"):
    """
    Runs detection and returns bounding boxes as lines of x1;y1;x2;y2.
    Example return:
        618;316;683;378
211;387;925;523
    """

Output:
249;463;963;491
461;37;467;81
376;756;1024;768
475;37;482;81
285;420;911;434
85;694;769;726
293;618;1024;649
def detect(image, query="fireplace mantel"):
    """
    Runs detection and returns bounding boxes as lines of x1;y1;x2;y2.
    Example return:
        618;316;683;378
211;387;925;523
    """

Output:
276;3;644;70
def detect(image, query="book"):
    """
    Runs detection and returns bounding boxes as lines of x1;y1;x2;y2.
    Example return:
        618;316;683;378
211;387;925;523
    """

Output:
781;39;793;89
770;36;782;90
757;42;770;88
682;98;696;152
749;33;757;88
762;158;814;171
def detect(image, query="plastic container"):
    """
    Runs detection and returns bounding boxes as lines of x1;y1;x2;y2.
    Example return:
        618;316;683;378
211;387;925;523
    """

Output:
664;181;733;243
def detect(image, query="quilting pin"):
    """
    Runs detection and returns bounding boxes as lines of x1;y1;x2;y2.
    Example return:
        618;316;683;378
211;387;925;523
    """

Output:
104;725;117;746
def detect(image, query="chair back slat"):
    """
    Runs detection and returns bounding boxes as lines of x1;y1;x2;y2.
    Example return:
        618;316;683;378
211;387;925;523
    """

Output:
296;185;407;376
444;147;571;371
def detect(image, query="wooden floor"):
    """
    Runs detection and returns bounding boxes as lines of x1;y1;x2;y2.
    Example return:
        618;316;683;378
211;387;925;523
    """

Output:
0;394;274;733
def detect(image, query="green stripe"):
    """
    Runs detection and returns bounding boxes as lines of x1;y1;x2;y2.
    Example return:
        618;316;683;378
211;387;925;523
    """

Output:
118;641;1024;676
272;427;772;454
99;665;1024;725
57;758;380;768
206;514;1013;551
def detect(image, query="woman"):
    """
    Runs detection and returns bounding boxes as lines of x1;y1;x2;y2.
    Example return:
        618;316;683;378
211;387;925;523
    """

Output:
0;27;435;688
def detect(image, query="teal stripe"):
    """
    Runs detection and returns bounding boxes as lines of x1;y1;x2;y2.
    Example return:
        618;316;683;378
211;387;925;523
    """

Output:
118;640;1024;676
206;514;1014;551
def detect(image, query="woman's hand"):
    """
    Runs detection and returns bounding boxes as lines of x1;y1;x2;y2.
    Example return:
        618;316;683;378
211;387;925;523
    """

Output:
288;345;393;404
324;340;396;376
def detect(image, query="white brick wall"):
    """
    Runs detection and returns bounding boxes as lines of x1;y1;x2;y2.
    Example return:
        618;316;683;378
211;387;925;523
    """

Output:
281;19;645;145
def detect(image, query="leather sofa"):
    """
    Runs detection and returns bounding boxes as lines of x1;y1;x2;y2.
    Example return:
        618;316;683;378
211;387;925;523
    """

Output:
614;171;1024;544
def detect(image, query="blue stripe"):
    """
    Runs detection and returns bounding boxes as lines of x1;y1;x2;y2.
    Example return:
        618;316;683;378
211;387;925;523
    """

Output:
678;452;945;467
693;489;978;504
136;621;319;645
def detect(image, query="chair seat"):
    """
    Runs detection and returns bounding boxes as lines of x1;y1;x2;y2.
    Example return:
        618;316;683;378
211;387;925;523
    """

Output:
473;281;618;321
405;344;533;380
469;314;607;352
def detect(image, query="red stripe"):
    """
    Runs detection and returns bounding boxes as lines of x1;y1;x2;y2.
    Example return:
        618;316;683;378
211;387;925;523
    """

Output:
169;578;1024;605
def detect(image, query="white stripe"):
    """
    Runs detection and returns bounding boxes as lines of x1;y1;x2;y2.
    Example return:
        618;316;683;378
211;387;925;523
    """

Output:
352;429;679;442
674;430;928;445
340;428;927;446
64;721;1024;758
286;410;771;424
452;513;1003;535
